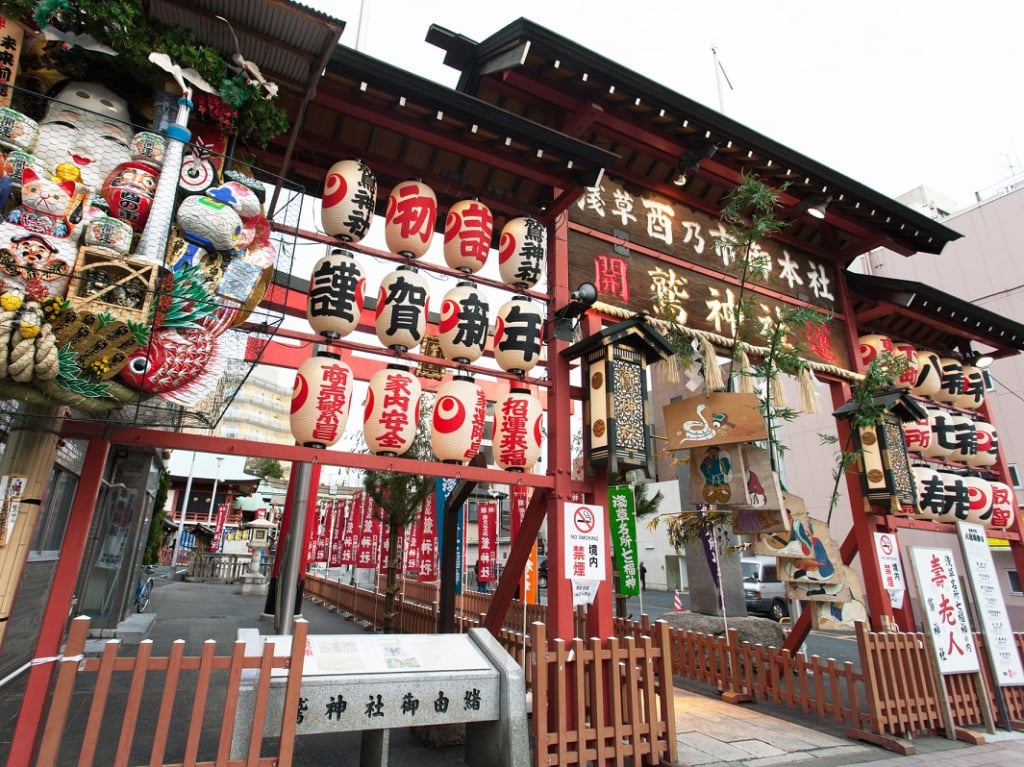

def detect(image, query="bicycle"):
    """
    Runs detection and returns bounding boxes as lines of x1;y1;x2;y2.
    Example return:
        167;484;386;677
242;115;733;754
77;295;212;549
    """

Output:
134;566;155;613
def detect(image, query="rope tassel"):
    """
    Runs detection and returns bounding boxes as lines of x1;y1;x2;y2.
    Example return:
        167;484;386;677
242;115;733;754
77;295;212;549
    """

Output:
799;365;820;413
699;335;725;392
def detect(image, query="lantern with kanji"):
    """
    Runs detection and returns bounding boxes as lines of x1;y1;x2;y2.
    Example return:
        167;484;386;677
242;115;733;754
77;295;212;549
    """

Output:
563;315;676;478
892;341;920;389
910;350;943;398
290;351;354;448
307;248;365;339
858;334;894;367
934;357;965;405
385;179;437;258
493;296;544;374
439;281;489;363
946;410;979;464
431;375;486;463
913;467;969;523
321;158;376;243
962;475;994;525
492;387;543;471
988;481;1016;529
957;364;986;410
971;420;999;467
444;198;493;273
919;405;956;459
835;390;925;514
498;215;546;288
375;265;429;351
363;365;421;456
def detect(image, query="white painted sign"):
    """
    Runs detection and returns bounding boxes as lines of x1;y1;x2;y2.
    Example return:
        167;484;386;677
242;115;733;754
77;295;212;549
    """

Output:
873;531;907;609
909;547;980;675
564;502;606;605
956;522;1024;686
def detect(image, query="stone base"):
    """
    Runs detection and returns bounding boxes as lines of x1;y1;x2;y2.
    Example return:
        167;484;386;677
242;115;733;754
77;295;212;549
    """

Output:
239;574;268;596
411;722;466;747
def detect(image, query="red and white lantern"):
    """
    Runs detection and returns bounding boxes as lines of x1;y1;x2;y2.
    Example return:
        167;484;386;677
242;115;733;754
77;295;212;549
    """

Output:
914;467;968;523
498;216;546;288
363;365;421;456
934;357;964;405
375;266;429;351
857;334;894;368
903;412;934;455
439;281;489;363
962;475;994;525
492;387;543;471
431;375;487;463
307;248;365;339
957;365;986;410
493;296;544;374
290;352;354;448
444;198;493;273
972;420;999;467
910;350;942;398
321;158;376;243
892;341;920;389
385;179;437;258
946;411;978;464
988;482;1016;530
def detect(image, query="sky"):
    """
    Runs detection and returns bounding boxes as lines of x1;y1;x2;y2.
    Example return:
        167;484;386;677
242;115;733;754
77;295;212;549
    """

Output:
303;0;1024;212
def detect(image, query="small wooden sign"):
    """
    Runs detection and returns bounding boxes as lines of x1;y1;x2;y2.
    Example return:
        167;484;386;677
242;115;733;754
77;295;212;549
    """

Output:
663;391;768;450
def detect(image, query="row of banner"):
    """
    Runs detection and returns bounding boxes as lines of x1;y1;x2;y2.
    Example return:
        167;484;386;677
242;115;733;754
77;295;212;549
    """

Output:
301;483;642;605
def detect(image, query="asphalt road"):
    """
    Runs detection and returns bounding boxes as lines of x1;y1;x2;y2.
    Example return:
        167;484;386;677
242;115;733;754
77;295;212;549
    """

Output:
615;587;861;666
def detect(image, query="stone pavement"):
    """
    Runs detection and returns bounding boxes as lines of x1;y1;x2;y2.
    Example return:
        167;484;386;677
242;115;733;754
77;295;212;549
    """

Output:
2;576;1022;766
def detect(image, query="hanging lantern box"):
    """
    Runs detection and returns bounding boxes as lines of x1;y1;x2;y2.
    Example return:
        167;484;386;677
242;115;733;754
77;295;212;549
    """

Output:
562;315;675;478
66;247;160;325
834;390;926;514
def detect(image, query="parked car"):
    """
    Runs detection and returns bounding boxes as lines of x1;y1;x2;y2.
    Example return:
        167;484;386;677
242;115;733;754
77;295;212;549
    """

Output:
742;555;789;621
537;556;548;589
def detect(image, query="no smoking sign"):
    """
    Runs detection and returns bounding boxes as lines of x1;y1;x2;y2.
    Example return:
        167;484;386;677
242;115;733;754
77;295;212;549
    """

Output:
564;502;606;581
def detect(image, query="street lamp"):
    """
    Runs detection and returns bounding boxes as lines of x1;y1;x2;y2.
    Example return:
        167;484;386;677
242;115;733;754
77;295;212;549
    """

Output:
206;456;223;523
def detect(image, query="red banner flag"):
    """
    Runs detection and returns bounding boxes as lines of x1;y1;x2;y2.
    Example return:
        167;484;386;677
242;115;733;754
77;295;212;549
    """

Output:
405;502;422;574
328;497;346;567
340;492;360;565
355;492;378;568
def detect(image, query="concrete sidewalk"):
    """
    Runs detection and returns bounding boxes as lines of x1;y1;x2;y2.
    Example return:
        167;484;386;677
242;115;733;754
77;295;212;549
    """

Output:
2;577;1021;766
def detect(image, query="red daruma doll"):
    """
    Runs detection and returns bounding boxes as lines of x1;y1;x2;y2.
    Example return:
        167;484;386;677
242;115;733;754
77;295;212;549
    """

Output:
101;160;160;232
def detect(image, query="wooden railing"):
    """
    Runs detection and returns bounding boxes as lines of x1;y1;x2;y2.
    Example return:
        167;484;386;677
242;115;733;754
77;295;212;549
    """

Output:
35;615;307;767
530;620;677;767
303;575;1024;757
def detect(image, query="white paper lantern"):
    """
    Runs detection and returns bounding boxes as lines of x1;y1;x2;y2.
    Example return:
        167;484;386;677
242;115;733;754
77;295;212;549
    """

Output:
493;296;544;374
988;482;1016;529
444;199;493;273
912;466;942;520
910;350;942;398
438;281;489;363
934;357;964;405
290;353;354;448
375;266;429;351
916;405;955;459
857;334;894;368
492;387;543;471
385;179;437;257
956;365;986;410
321;159;376;243
962;475;994;525
363;365;421;456
946;411;978;464
431;376;486;463
892;341;920;389
972;421;999;467
498;216;545;288
307;248;365;339
914;468;968;523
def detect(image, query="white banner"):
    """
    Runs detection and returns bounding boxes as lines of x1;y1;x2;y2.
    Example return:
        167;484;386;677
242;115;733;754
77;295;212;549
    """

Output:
564;502;606;605
873;531;907;609
909;547;980;675
956;522;1024;686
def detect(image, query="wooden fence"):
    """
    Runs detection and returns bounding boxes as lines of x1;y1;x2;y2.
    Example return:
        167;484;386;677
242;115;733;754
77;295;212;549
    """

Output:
187;552;253;583
35;616;308;767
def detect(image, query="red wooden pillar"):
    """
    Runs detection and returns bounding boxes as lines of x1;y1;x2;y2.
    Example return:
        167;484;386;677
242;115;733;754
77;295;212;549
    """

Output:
8;437;110;765
546;210;576;641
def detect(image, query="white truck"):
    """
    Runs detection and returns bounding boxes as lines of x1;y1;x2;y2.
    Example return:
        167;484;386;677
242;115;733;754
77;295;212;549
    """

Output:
742;555;789;621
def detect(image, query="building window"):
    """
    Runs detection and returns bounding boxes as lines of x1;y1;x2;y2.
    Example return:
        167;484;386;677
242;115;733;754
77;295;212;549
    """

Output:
1008;464;1023;489
1008;570;1023;596
29;466;78;559
982;369;995;391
